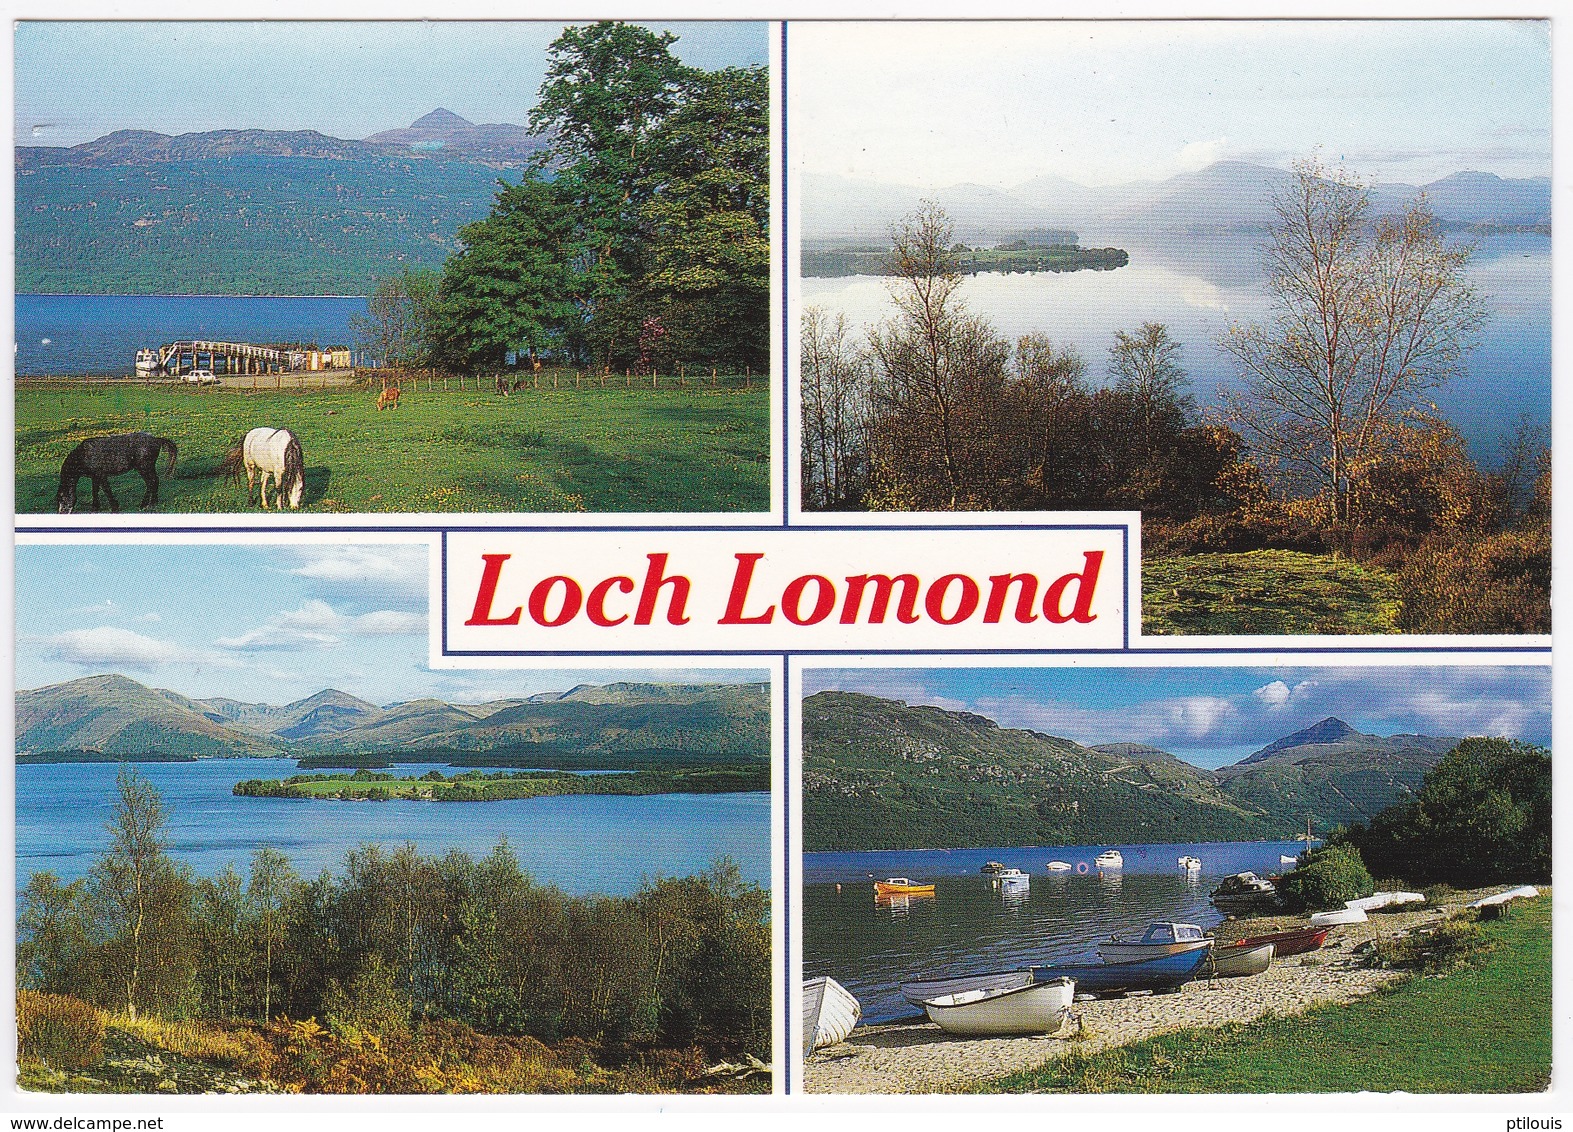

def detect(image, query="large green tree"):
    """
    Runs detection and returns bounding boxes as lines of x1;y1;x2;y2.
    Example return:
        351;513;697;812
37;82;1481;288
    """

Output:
1337;737;1551;886
434;174;579;371
432;22;768;373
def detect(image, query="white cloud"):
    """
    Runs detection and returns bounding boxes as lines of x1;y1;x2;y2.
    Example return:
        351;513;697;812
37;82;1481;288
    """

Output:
286;546;429;610
215;625;340;651
1177;136;1230;171
217;599;424;652
1253;679;1318;709
40;626;226;669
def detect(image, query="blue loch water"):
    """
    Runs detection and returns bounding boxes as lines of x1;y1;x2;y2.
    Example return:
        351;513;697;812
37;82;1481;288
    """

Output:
15;294;369;377
18;757;770;898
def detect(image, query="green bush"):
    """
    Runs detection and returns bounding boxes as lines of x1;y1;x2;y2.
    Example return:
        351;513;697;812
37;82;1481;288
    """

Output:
17;990;104;1068
1276;844;1373;912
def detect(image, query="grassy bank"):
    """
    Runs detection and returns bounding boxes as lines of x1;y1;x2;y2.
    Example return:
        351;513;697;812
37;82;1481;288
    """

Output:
17;379;769;514
1143;549;1402;635
981;895;1550;1094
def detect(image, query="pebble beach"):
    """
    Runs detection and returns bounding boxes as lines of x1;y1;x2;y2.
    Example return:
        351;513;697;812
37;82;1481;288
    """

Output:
804;898;1472;1094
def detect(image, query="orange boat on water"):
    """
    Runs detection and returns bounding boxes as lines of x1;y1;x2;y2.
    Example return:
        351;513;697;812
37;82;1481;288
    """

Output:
874;877;936;896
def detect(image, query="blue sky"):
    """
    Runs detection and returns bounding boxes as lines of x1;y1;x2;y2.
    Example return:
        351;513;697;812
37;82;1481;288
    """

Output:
16;21;768;147
15;543;763;705
793;20;1550;187
803;666;1551;769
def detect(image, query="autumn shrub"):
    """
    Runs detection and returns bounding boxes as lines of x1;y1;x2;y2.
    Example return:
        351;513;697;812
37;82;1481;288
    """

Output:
1144;503;1323;557
18;990;103;1069
1394;525;1550;633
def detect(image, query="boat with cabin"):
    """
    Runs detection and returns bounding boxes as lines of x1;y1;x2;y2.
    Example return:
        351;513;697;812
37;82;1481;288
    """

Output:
1094;850;1123;869
1099;921;1213;964
874;877;936;896
1210;871;1280;914
134;348;159;376
922;977;1076;1037
979;861;1007;875
1178;855;1201;871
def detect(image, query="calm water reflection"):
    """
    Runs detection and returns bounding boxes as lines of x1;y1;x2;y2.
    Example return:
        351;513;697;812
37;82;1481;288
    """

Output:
800;233;1549;459
803;840;1311;1021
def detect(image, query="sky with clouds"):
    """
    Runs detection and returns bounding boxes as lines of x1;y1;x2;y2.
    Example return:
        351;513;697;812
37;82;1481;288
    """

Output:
803;666;1551;769
791;20;1549;188
16;21;768;148
15;543;761;706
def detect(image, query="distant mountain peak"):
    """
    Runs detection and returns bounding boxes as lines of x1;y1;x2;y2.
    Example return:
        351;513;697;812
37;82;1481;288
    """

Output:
410;108;472;130
1241;717;1359;764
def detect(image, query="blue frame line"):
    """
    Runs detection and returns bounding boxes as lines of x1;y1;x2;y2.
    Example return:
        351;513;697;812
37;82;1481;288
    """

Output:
781;20;792;531
781;652;792;1095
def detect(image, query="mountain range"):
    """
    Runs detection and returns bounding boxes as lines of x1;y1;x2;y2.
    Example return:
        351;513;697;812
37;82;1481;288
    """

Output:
802;691;1460;851
15;110;546;295
804;163;1552;245
17;674;770;765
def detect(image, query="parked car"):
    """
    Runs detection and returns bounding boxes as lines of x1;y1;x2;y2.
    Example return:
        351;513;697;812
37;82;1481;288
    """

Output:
184;369;218;385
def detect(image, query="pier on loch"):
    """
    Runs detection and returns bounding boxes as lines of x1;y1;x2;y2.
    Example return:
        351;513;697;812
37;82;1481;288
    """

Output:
154;340;295;375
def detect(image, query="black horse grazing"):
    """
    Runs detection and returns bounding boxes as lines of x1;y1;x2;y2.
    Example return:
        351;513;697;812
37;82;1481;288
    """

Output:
56;432;178;513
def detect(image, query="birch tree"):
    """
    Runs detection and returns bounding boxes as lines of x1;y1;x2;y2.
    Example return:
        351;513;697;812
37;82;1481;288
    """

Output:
1221;158;1487;526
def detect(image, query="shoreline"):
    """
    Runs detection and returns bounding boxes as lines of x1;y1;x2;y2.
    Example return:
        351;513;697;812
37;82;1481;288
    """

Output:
804;894;1496;1095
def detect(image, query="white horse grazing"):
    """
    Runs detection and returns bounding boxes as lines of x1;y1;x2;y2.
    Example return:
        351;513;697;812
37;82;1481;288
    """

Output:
242;427;305;510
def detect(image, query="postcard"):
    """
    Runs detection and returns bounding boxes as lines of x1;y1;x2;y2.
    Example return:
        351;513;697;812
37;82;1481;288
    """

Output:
6;9;1562;1125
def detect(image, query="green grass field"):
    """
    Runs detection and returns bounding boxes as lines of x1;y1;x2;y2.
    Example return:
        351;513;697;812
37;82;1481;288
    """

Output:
1143;549;1402;635
17;380;770;514
981;896;1551;1094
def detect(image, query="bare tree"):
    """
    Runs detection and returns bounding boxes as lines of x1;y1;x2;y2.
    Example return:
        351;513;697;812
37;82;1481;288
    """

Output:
1221;157;1487;526
800;307;871;510
866;203;1009;509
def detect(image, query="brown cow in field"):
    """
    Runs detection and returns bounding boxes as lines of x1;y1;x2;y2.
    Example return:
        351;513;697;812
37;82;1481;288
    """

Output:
377;386;400;410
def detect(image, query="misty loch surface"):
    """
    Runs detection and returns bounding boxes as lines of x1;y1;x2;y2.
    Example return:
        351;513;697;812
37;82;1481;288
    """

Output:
18;757;770;897
800;232;1549;459
804;840;1316;1022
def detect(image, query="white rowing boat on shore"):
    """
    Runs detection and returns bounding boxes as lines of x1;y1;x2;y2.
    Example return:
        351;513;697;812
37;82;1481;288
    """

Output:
1209;941;1275;978
1348;891;1425;912
1468;885;1538;908
922;977;1076;1037
901;969;1034;1007
1308;905;1368;927
803;976;861;1054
